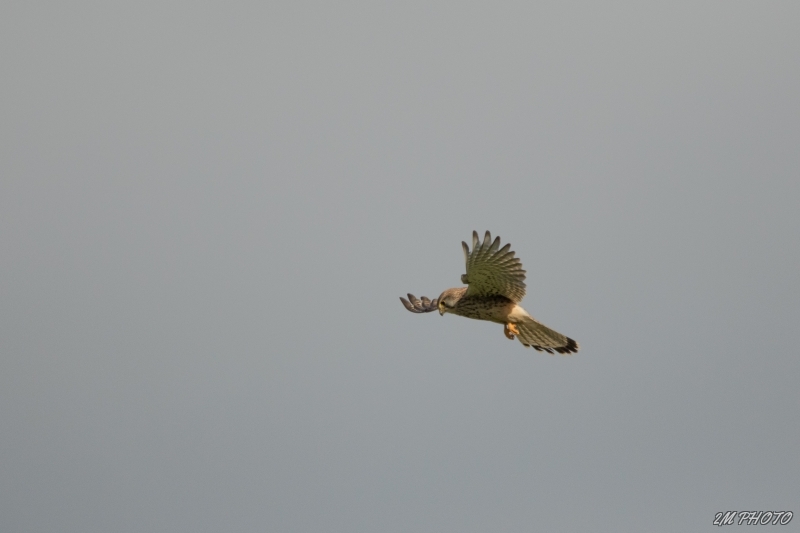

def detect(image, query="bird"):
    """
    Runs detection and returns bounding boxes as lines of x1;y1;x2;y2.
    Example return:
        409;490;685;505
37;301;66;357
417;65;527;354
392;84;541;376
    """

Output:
400;231;579;354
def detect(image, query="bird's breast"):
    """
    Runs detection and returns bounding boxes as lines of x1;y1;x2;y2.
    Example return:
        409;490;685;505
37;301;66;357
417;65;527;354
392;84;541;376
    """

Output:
454;295;516;324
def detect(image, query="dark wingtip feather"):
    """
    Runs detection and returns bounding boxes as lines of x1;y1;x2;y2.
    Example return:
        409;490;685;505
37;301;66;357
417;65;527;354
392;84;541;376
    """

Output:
551;338;580;354
399;296;417;312
526;338;579;354
400;294;438;313
563;337;579;354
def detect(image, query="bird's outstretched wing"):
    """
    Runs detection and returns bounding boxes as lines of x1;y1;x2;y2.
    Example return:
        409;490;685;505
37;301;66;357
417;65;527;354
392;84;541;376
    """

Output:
399;293;439;313
461;231;526;302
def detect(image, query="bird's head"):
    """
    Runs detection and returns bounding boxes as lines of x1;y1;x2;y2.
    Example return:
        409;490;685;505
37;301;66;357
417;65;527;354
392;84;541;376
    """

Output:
437;288;462;316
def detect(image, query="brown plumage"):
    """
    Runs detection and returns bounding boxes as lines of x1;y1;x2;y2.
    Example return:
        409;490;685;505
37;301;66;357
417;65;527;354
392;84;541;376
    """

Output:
400;231;579;354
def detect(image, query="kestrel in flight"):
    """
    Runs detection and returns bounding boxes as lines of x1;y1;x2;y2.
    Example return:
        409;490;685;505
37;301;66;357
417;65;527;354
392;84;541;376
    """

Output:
400;231;579;354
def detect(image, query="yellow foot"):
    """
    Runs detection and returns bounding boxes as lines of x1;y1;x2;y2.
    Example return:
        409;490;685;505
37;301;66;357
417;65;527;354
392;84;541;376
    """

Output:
504;323;520;340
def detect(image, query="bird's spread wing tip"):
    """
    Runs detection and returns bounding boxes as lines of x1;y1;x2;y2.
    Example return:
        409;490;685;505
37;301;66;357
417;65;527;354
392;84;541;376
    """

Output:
400;293;438;313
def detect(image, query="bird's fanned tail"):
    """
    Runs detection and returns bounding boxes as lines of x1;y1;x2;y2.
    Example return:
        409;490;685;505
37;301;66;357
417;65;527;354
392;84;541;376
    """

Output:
516;316;579;354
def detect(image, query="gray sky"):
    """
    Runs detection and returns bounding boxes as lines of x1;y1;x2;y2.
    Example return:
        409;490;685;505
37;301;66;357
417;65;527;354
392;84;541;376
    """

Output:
2;2;798;532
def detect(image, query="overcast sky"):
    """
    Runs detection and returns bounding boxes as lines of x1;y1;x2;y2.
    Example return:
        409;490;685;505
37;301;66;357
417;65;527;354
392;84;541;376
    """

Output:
2;2;798;532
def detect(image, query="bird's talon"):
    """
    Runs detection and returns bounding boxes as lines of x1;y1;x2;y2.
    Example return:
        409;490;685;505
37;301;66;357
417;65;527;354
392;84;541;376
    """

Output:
504;323;520;340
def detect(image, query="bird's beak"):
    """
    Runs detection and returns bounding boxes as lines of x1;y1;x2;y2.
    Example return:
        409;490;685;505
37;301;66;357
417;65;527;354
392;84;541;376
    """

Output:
438;304;444;316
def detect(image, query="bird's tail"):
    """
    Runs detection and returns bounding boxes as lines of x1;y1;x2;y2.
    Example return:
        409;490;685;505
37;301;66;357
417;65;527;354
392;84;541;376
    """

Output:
516;315;579;354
